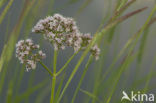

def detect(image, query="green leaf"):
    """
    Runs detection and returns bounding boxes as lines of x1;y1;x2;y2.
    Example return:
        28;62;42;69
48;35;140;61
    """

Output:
54;74;66;103
80;89;102;103
0;0;14;24
71;56;93;103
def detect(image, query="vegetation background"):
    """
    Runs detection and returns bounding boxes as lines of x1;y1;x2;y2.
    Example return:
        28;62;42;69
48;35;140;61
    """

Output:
0;0;156;103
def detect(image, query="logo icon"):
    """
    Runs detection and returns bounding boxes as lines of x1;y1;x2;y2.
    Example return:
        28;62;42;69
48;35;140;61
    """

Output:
121;91;131;101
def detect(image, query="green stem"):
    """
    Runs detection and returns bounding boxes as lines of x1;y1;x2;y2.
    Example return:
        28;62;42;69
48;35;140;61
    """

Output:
57;44;94;103
39;61;53;77
51;75;56;103
56;7;147;103
140;55;156;103
106;5;156;103
50;50;58;103
56;51;79;76
80;89;102;103
71;56;93;103
0;0;14;24
0;0;6;9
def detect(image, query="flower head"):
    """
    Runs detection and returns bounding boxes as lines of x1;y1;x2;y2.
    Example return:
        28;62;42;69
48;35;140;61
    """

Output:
81;33;92;49
32;13;80;51
90;45;101;60
32;13;100;60
16;39;46;71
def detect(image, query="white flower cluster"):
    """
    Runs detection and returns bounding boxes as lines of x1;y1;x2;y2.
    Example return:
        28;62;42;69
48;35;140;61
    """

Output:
32;14;80;51
32;13;100;60
81;33;100;60
16;39;46;71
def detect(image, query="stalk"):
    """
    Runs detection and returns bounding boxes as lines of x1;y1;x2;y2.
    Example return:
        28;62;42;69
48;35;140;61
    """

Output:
71;56;93;103
39;61;53;77
106;5;156;103
56;50;79;76
57;6;147;103
50;50;58;103
0;0;14;24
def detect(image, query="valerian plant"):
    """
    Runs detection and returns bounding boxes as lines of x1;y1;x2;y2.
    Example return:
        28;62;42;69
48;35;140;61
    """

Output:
15;13;100;103
15;1;153;103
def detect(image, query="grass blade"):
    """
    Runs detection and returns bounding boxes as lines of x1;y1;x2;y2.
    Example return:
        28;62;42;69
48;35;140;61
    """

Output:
71;56;93;103
138;16;156;63
35;85;51;103
56;51;79;76
80;89;102;103
142;55;156;93
0;0;36;72
0;0;14;24
105;5;156;103
75;0;93;17
54;74;66;103
15;79;48;103
0;0;7;9
107;0;137;42
57;6;147;103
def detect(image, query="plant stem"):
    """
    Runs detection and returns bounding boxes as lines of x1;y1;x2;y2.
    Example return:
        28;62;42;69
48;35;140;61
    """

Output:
57;46;94;103
56;51;79;76
57;7;147;103
51;76;56;103
71;56;93;103
106;5;156;103
0;0;14;24
50;50;58;103
141;55;156;103
39;61;53;77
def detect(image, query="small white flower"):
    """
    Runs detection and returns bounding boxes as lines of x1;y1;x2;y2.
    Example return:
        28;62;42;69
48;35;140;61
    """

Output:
16;39;46;71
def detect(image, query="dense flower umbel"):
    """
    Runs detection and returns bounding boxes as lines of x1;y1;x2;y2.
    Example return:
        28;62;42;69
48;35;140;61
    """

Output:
16;39;46;71
32;13;100;60
32;14;80;51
